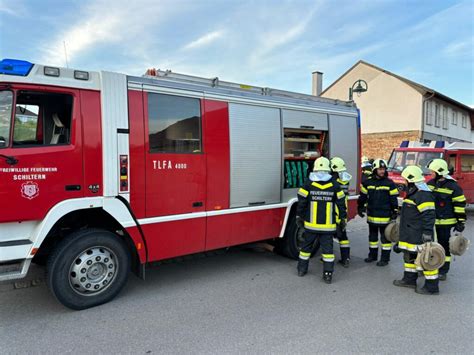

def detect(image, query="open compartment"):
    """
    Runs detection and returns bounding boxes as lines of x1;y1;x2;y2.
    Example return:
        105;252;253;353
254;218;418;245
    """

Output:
283;128;328;189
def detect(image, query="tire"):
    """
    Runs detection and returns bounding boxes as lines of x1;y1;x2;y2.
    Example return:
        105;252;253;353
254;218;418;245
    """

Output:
276;214;321;260
47;228;131;310
278;214;305;260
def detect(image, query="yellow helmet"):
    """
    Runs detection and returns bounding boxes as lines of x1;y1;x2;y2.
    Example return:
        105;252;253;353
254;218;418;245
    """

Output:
372;158;388;172
330;157;346;172
427;158;449;176
401;165;425;183
313;157;331;172
361;156;370;164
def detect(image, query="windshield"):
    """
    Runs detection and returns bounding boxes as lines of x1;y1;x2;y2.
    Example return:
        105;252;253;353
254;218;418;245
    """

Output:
0;91;13;148
388;150;443;174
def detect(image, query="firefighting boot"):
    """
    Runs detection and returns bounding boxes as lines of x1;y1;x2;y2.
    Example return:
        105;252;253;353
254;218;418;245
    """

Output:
378;247;391;266
439;258;450;278
418;271;440;294
365;247;378;263
323;272;332;284
393;279;416;289
297;259;309;277
393;271;417;289
339;245;350;268
415;282;439;295
338;259;350;268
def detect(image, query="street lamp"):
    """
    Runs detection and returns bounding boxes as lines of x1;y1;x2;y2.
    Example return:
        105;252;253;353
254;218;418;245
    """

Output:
349;79;368;101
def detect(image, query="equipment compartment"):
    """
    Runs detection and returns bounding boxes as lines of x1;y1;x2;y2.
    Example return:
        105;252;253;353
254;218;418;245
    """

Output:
283;128;327;189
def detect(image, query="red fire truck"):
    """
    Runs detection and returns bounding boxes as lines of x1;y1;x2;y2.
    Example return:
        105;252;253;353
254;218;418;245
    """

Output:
387;141;474;205
0;59;360;309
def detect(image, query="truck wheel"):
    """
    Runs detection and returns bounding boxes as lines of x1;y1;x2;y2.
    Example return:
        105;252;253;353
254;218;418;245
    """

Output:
47;229;130;310
277;215;320;260
279;215;305;260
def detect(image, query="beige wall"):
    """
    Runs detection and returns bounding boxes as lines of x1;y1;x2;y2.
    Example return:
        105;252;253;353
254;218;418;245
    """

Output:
322;62;423;134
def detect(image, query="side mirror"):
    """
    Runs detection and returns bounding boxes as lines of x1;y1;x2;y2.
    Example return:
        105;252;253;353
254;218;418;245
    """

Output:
0;136;6;148
448;166;455;175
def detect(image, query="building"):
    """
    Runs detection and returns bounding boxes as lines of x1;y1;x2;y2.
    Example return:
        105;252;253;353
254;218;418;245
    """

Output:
317;60;474;159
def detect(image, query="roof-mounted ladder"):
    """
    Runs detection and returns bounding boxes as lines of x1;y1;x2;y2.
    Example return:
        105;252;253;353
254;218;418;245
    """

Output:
143;68;353;107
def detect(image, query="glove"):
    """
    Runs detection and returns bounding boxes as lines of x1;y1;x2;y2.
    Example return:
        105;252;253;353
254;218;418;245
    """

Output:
392;243;402;254
339;219;347;232
454;222;465;233
422;234;432;243
296;216;304;229
357;206;365;218
391;210;398;221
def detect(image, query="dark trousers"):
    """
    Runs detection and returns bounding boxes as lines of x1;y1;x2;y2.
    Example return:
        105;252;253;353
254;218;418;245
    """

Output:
368;223;391;261
337;226;350;261
402;251;439;292
298;231;334;274
436;225;452;275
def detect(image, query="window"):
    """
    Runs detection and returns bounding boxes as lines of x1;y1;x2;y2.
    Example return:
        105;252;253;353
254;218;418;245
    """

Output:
425;101;432;125
12;91;73;147
387;151;443;174
0;91;13;148
462;114;467;128
451;110;457;125
448;155;456;172
434;103;440;127
14;105;39;142
442;107;448;129
460;154;474;172
148;93;202;153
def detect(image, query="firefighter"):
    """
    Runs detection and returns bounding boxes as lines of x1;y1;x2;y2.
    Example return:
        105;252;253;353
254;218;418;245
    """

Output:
357;158;399;266
361;156;372;183
426;158;467;281
296;157;347;284
330;157;352;267
393;165;438;295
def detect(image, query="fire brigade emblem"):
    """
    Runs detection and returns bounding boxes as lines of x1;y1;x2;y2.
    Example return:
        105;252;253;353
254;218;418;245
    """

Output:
21;181;40;200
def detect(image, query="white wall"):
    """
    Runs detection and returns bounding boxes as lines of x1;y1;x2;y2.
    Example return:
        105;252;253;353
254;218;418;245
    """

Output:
423;98;472;142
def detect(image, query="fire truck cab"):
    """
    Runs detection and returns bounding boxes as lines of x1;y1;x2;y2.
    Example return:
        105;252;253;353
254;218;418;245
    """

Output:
0;59;361;309
387;140;474;207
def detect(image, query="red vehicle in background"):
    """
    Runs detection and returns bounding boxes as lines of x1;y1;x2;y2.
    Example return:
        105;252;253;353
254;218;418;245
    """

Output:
387;141;474;207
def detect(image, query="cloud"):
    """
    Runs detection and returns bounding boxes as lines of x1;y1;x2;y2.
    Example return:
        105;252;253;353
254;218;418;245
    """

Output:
443;38;474;58
43;14;121;66
249;5;318;65
182;30;225;51
0;0;27;16
39;0;184;66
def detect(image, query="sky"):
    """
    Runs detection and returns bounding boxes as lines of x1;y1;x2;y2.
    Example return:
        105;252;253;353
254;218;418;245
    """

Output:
0;0;473;106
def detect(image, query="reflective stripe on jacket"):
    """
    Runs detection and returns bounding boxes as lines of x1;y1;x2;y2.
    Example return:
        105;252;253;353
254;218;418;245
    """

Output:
399;188;436;248
427;178;466;226
297;180;347;234
357;176;398;224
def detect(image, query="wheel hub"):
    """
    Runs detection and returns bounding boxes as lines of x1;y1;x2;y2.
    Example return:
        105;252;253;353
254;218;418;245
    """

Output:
69;247;118;296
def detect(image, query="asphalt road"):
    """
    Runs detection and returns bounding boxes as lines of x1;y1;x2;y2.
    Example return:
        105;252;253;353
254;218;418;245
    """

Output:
1;214;473;354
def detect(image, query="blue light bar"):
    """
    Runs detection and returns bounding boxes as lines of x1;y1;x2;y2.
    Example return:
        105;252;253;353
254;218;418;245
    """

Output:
400;141;409;148
434;141;445;148
0;58;34;76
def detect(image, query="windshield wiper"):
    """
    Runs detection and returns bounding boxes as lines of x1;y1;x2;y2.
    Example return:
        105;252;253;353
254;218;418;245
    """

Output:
0;154;18;165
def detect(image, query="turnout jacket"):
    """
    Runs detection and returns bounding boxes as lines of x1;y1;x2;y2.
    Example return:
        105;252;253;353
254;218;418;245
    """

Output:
297;180;347;234
333;174;351;224
358;175;398;224
399;187;436;251
361;167;372;183
426;178;467;226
